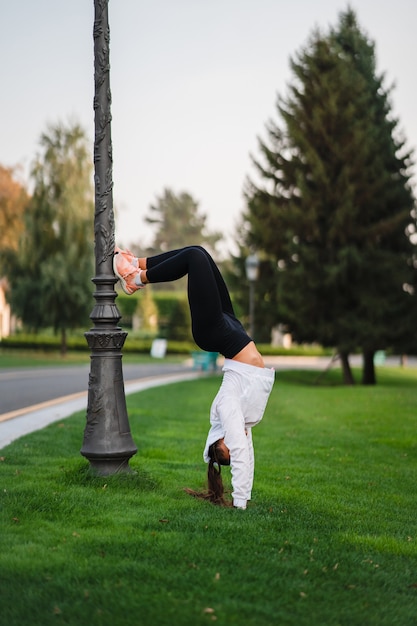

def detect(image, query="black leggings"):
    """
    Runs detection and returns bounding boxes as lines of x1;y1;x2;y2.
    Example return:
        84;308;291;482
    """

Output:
146;246;251;358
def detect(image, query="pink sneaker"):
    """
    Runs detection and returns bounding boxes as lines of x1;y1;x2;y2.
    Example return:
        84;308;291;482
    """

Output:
113;250;144;295
114;246;139;268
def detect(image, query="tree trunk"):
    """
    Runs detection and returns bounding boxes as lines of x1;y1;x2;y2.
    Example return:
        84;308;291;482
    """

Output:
60;328;67;357
362;350;376;385
340;351;355;385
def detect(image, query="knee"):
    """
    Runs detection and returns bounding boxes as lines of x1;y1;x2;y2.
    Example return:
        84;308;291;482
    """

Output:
189;245;206;254
187;245;207;260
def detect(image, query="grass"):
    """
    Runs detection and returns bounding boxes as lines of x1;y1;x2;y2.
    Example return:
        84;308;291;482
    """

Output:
0;347;186;368
1;367;417;625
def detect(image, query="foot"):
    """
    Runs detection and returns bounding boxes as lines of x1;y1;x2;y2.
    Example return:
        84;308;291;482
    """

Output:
114;246;139;268
113;250;144;295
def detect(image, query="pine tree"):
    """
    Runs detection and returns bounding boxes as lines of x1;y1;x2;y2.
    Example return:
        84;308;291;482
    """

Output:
144;188;222;254
245;8;416;384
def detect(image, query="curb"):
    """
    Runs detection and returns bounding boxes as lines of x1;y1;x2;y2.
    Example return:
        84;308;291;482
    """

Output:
0;371;200;450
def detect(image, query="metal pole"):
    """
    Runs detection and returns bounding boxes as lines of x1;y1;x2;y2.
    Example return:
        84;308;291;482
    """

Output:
80;0;137;474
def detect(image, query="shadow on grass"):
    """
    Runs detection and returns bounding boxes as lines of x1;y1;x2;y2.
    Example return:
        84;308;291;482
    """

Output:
277;366;417;388
61;462;160;492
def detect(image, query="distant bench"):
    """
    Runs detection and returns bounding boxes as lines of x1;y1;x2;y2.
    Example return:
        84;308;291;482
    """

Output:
191;351;218;372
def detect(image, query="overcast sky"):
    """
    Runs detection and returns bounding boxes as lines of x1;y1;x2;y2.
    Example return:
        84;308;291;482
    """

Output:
2;0;416;253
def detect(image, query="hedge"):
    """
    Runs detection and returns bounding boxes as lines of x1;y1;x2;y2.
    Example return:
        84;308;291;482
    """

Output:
0;333;333;357
0;333;199;355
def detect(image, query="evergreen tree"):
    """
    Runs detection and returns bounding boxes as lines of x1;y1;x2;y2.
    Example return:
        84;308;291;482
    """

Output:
244;8;416;384
6;121;94;353
144;187;222;253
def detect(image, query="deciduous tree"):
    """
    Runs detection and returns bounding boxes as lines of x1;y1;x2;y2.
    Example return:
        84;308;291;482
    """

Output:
5;121;94;353
0;165;28;256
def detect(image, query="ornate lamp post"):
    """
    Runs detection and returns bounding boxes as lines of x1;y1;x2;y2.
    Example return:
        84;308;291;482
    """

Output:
245;253;260;340
80;0;137;474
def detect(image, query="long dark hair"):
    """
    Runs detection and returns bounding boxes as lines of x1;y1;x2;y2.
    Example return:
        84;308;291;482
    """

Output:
185;439;231;507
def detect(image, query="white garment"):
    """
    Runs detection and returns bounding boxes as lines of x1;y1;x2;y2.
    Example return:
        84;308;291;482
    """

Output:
203;359;275;509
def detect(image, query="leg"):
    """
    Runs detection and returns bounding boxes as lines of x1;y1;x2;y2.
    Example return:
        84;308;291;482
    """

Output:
146;246;234;316
146;248;224;345
147;246;246;352
114;245;251;356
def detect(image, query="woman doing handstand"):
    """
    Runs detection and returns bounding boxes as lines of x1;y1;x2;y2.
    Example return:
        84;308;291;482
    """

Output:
113;245;275;509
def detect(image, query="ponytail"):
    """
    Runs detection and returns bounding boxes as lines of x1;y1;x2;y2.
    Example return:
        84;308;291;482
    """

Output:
207;445;229;506
185;439;231;507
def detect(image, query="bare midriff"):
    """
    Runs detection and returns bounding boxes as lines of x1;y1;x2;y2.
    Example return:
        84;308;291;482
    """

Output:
232;341;265;368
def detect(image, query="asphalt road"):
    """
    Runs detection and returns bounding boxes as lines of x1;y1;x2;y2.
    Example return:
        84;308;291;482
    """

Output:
0;362;194;416
1;353;414;418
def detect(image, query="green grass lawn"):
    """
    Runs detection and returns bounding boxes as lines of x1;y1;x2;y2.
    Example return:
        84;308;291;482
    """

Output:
0;348;185;368
1;367;416;625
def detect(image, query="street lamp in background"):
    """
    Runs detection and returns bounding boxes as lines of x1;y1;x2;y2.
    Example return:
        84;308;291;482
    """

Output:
245;253;260;340
80;0;137;475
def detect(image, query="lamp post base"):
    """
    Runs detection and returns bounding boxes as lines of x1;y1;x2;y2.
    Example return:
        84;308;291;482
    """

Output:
80;327;137;475
82;455;137;477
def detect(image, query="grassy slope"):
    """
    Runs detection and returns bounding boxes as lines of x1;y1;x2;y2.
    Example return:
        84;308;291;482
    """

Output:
0;368;416;625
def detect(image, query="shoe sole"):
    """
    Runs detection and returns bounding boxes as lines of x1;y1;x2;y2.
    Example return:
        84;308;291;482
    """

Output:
113;253;134;295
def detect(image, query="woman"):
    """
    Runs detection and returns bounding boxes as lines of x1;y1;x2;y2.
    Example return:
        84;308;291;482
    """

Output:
114;245;275;509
